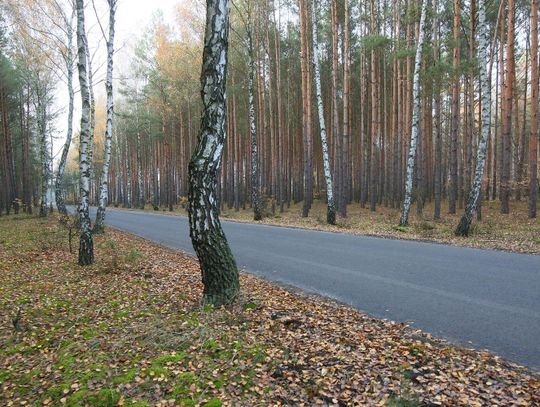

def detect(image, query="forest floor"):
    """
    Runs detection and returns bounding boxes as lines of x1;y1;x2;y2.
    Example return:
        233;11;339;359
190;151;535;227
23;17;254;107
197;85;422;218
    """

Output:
1;215;539;406
137;199;540;254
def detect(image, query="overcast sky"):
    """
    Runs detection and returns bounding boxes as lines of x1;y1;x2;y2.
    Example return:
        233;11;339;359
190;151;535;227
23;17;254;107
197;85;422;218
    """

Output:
51;0;181;162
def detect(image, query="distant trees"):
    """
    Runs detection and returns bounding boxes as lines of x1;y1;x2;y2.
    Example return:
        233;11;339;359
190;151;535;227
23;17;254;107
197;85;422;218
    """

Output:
51;0;538;233
0;3;59;216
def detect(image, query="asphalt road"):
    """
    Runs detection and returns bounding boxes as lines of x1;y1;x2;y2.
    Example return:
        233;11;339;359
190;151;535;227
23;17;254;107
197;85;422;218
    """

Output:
88;207;540;370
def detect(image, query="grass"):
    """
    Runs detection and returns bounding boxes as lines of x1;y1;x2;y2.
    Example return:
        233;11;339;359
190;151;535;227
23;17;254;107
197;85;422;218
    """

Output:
0;214;538;406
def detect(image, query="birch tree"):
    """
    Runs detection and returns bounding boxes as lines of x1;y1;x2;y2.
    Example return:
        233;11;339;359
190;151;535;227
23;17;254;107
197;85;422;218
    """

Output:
55;3;75;216
94;0;117;233
37;81;49;217
76;0;94;265
399;0;428;227
455;0;491;236
245;2;262;221
311;0;336;225
187;0;239;306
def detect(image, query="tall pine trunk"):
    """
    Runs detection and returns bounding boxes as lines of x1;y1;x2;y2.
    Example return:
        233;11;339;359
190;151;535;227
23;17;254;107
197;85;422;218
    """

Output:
530;0;539;218
449;0;460;214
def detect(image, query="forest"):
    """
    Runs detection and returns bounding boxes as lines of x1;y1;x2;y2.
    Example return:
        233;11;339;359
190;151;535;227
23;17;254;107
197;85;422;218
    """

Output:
1;0;540;405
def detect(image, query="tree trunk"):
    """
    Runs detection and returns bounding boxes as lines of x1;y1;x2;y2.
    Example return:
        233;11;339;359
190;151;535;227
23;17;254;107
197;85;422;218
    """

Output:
530;0;539;218
449;0;460;214
187;0;239;306
76;0;94;266
38;90;49;218
246;5;263;221
501;0;514;214
399;0;427;226
94;0;117;233
455;0;491;236
433;0;442;220
311;0;336;225
56;8;75;216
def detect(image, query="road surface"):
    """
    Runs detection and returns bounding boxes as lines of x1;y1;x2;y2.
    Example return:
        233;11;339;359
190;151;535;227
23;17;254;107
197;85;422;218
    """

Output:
86;207;540;370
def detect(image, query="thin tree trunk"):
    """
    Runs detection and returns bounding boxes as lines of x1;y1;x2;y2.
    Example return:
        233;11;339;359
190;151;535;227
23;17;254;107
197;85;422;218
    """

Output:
311;0;336;225
94;0;117;233
455;0;491;236
449;0;460;214
530;0;539;218
56;7;75;216
399;0;427;226
501;0;514;214
246;4;263;221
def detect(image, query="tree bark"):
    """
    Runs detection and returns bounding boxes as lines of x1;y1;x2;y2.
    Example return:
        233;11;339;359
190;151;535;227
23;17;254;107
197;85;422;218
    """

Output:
246;4;263;221
94;0;117;233
530;0;539;218
311;0;336;225
455;0;491;236
76;0;94;266
56;7;75;216
399;0;427;226
449;0;460;214
187;0;239;306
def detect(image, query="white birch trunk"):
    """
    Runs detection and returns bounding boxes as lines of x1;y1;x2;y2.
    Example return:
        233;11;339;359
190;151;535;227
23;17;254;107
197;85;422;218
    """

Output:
55;7;75;216
311;0;336;225
187;0;240;306
38;91;49;217
85;38;96;177
399;0;428;226
76;0;94;265
94;0;117;233
455;0;491;235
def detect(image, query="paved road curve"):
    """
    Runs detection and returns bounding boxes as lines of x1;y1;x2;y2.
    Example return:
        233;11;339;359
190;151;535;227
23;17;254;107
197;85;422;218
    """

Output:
90;207;540;370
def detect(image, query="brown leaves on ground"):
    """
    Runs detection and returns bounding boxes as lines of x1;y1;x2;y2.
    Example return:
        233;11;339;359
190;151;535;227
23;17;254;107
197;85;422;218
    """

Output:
0;215;538;407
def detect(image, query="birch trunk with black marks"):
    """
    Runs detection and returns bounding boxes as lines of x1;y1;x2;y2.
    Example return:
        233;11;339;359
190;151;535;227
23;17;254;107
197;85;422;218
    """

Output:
94;0;117;233
56;8;75;216
455;0;491;236
188;0;239;306
76;0;94;266
85;37;96;194
311;0;336;225
399;0;427;226
246;8;262;221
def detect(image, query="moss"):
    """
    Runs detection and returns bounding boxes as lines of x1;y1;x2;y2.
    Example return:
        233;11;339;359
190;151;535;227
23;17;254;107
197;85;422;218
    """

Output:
202;399;222;407
85;389;121;407
112;368;139;384
46;383;71;401
152;352;186;367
